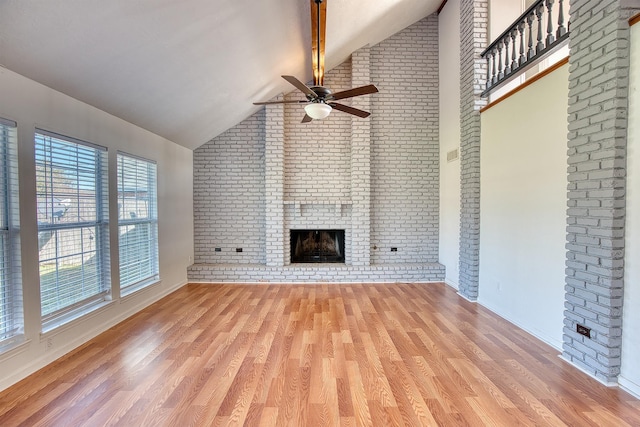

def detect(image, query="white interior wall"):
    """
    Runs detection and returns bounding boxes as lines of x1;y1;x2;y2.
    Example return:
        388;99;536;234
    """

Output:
0;67;193;391
620;21;640;398
478;64;569;349
489;0;524;42
438;0;462;288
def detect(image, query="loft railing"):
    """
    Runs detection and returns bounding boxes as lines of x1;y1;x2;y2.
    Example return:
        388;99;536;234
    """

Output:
481;0;569;96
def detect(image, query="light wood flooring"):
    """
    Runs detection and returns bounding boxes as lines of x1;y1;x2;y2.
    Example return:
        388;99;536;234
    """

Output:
0;282;638;426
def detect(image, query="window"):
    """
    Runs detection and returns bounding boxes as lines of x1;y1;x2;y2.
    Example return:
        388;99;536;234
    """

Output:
35;130;110;324
117;153;158;292
0;118;22;347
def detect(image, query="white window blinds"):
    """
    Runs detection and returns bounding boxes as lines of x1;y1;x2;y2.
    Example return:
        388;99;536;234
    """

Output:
117;153;158;291
0;118;22;345
35;130;110;322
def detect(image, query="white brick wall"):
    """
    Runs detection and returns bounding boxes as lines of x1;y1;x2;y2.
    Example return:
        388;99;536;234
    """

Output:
190;14;444;283
351;46;373;266
458;0;488;300
265;97;285;267
284;61;352;201
563;0;640;384
370;15;440;264
193;112;265;264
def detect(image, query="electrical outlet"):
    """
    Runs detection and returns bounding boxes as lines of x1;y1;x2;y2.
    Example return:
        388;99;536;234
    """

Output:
576;324;591;338
46;337;53;350
391;247;398;252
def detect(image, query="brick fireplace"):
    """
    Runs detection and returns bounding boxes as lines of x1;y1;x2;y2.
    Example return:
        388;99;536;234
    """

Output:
188;15;444;283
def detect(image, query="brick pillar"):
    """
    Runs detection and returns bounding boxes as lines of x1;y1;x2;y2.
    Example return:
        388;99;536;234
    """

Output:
563;0;640;383
458;0;488;300
265;98;285;266
350;46;372;266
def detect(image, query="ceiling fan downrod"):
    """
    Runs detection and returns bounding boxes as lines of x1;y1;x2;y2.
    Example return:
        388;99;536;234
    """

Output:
315;0;324;86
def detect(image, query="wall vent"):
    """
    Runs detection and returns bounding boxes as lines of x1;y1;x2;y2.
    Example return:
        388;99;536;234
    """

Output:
447;148;459;162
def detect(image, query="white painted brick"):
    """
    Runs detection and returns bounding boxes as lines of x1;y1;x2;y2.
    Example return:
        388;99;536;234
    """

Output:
369;15;440;265
458;0;488;300
562;0;639;384
191;15;443;282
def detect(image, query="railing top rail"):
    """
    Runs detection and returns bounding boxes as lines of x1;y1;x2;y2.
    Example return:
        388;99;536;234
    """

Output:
481;0;545;57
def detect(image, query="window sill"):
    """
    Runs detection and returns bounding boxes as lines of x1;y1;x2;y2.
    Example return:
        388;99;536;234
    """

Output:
0;336;30;362
41;299;115;336
120;277;162;300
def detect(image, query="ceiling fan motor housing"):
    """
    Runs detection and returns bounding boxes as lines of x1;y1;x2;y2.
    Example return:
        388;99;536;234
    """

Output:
308;86;332;102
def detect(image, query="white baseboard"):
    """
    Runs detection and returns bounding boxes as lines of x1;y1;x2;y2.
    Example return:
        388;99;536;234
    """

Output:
619;376;640;399
456;291;477;303
557;355;619;387
476;297;563;351
444;278;459;290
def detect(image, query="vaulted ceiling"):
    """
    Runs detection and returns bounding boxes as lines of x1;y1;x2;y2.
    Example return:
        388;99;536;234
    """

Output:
0;0;440;149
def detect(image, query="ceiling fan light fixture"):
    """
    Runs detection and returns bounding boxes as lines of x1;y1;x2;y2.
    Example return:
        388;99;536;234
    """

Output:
304;102;332;120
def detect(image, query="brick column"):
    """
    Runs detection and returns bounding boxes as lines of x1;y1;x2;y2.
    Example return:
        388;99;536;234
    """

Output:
350;46;372;266
563;0;640;383
265;98;285;266
458;0;488;300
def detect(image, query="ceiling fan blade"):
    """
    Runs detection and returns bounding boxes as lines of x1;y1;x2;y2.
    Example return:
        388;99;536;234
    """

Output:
330;103;371;118
310;0;326;86
282;75;318;98
301;114;313;123
253;100;307;105
330;84;379;101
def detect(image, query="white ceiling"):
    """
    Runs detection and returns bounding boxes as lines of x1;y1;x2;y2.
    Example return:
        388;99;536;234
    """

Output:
0;0;439;150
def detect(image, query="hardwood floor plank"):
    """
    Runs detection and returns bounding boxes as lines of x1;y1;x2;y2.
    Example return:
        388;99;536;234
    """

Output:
475;360;567;426
336;376;354;418
0;282;638;426
0;381;74;425
257;406;278;426
381;359;439;426
249;315;287;407
345;360;373;427
358;333;398;408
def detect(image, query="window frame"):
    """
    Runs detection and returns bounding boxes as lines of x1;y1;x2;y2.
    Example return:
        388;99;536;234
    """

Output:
0;117;23;350
35;129;110;327
117;152;159;294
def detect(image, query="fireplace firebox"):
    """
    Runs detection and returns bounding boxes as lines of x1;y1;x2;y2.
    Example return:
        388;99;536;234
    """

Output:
290;230;345;263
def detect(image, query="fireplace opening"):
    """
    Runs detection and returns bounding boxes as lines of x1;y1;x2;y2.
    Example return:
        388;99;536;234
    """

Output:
290;230;345;263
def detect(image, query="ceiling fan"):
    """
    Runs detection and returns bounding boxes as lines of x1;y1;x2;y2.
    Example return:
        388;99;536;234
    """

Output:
253;0;378;122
